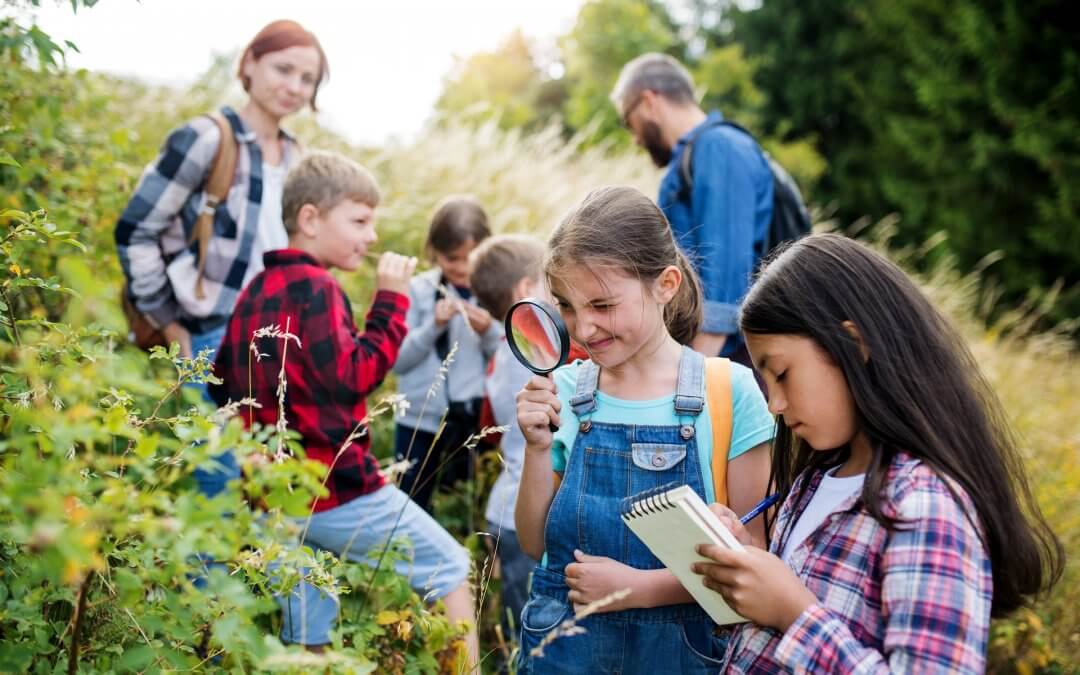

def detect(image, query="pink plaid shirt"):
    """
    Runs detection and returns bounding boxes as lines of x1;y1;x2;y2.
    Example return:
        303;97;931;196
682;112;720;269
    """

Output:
723;452;992;673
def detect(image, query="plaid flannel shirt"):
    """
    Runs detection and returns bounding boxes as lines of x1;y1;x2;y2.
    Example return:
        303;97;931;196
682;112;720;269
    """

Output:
723;452;992;674
210;249;409;512
115;106;299;334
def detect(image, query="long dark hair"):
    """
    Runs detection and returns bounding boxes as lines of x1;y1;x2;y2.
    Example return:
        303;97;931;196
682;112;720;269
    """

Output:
741;233;1063;617
546;186;703;345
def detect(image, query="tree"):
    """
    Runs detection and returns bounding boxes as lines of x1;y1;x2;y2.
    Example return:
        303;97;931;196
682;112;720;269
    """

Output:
736;0;1080;324
434;30;565;132
559;0;682;145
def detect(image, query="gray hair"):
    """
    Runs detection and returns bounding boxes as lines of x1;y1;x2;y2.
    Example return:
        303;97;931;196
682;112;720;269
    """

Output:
610;53;696;117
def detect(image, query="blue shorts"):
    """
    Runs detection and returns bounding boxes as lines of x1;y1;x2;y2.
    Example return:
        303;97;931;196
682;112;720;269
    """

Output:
279;484;471;645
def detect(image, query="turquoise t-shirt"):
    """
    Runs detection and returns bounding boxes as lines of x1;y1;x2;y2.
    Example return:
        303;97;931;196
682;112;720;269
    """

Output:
551;359;775;503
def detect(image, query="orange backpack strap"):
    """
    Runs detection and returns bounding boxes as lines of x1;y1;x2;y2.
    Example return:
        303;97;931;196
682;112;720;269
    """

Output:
189;111;239;299
705;357;734;505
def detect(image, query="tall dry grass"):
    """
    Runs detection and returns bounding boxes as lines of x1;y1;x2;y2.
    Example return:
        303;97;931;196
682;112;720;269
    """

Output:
359;120;1079;667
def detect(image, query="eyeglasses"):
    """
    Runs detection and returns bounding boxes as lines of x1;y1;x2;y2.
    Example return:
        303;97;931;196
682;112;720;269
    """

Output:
621;95;644;128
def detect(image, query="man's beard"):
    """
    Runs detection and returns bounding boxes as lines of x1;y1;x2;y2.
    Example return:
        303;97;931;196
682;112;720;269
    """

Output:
641;120;672;167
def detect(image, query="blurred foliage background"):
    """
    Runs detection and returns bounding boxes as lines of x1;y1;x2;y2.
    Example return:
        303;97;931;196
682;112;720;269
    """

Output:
434;0;1079;332
0;0;1077;672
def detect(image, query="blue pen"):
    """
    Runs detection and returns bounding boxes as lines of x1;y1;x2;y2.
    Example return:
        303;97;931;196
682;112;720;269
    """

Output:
739;493;782;525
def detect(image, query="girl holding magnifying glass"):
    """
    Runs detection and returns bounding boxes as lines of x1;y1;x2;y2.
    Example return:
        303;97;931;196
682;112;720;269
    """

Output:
513;186;775;674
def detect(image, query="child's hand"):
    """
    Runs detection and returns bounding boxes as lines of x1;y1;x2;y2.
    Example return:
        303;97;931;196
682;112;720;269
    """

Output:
434;298;456;328
564;550;639;614
708;503;756;547
375;252;417;296
691;545;817;632
463;302;493;334
516;375;560;449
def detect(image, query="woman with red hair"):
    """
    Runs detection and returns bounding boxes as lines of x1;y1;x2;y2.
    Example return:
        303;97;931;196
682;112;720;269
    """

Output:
116;19;327;367
116;19;325;484
114;20;332;648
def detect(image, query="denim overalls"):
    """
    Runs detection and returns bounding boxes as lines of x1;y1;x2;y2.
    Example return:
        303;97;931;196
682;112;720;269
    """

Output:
517;347;726;674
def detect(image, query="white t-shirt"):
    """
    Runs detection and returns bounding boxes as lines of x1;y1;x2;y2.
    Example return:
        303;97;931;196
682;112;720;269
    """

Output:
255;162;289;255
781;467;865;562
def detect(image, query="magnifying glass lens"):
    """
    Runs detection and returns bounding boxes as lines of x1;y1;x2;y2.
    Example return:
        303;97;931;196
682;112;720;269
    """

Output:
505;300;569;375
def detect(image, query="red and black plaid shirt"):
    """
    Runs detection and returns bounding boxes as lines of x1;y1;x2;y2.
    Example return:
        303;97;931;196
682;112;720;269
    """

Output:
210;249;408;512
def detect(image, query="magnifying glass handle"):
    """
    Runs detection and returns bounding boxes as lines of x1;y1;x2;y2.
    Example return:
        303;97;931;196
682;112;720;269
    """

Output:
544;372;560;432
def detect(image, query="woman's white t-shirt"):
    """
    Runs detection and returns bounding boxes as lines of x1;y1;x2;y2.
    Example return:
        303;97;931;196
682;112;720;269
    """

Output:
781;466;865;562
255;162;290;254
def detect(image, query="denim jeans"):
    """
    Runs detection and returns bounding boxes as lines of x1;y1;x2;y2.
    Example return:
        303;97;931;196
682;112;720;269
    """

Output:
186;324;335;646
188;325;241;496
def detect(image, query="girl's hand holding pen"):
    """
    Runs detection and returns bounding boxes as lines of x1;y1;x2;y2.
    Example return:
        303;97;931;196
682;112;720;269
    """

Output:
707;504;755;547
708;492;782;549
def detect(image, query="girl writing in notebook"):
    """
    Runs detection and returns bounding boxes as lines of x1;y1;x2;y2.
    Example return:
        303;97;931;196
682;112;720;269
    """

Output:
514;186;775;673
693;234;1063;673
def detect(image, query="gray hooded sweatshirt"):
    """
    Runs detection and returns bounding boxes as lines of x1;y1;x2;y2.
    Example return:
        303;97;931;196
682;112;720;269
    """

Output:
393;268;502;433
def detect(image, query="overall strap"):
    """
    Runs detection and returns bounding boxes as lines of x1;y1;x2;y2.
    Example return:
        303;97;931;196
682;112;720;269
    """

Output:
568;360;600;417
673;346;706;415
705;357;734;505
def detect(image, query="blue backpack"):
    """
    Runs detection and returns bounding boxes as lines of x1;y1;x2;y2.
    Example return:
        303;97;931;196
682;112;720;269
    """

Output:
678;119;812;254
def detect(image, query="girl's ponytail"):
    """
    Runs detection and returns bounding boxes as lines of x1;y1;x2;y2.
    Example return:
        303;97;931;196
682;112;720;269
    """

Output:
665;248;703;345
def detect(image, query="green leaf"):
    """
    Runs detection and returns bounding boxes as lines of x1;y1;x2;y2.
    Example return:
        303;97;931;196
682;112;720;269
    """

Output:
0;643;34;672
116;645;157;671
0;151;20;168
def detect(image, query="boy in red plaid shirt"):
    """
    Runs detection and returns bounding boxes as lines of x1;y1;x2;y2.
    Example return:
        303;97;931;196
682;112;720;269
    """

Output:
210;152;476;662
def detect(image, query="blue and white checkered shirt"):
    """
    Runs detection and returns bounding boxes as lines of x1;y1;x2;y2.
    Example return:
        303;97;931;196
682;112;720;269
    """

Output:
115;106;300;335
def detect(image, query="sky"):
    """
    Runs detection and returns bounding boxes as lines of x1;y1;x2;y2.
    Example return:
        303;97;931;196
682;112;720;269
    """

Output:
23;0;584;146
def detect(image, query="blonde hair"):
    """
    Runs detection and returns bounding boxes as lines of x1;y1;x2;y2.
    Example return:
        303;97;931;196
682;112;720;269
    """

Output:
469;234;546;320
545;186;703;345
282;151;380;233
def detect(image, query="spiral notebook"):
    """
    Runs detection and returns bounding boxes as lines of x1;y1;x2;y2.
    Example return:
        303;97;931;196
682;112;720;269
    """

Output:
620;483;749;625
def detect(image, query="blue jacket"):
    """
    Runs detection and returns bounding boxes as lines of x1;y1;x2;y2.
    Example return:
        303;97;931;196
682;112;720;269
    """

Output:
658;111;773;342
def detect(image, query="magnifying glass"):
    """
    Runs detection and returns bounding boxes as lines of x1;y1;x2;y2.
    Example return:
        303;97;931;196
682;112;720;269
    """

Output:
505;299;570;375
505;299;571;431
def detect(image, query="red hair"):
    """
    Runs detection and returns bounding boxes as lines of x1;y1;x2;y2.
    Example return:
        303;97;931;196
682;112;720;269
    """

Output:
238;20;329;111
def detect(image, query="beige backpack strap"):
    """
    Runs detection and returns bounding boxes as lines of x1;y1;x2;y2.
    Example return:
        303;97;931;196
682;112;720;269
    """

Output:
705;357;734;505
189;111;239;299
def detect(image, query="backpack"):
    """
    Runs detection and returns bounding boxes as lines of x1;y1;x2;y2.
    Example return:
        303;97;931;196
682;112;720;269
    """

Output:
121;111;239;350
678;119;811;255
704;357;733;505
